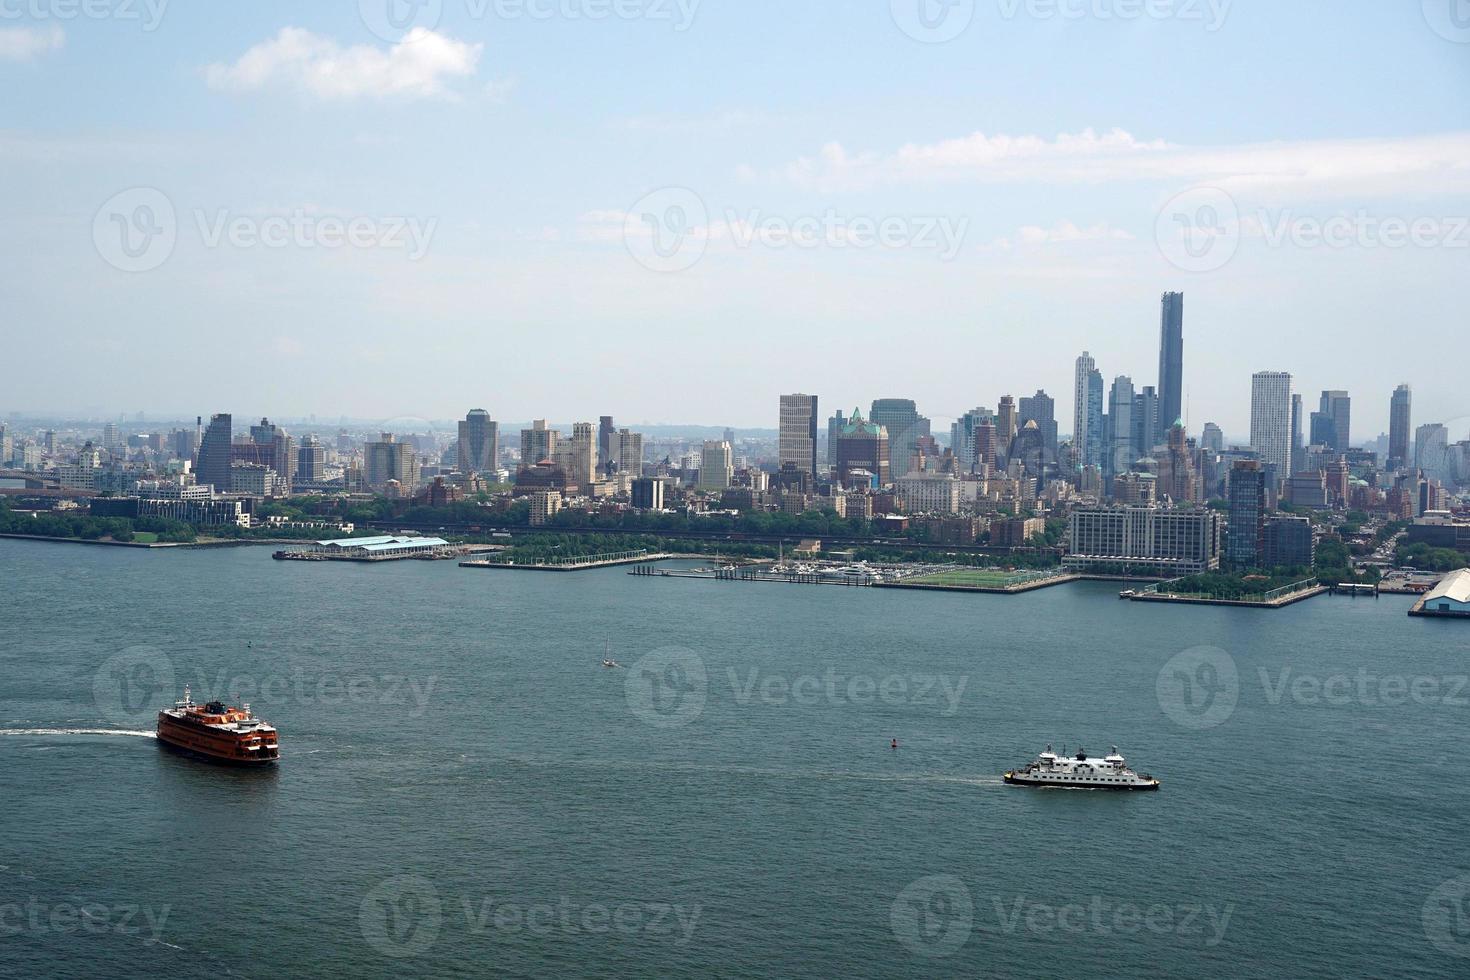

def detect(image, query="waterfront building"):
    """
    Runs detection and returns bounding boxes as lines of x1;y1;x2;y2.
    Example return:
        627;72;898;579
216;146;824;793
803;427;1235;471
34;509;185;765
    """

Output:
1417;568;1470;616
1158;292;1184;444
779;394;819;479
1262;515;1315;569
196;413;233;493
1226;460;1268;567
91;496;250;527
699;440;733;490
1389;384;1412;471
458;409;499;474
1065;505;1222;576
1250;371;1293;485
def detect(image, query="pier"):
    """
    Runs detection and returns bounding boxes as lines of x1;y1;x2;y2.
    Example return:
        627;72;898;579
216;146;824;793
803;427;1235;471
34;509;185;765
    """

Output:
461;549;671;572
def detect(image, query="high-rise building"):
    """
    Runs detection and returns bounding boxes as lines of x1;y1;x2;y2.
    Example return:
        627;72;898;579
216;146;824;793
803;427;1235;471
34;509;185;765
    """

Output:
870;399;927;478
1132;386;1159;456
249;418;294;494
1065;505;1221;576
1262;515;1315;569
296;436;325;483
1156;422;1198;504
698;440;733;490
836;408;890;487
1073;352;1104;469
1250;371;1293;484
1389;384;1412;471
631;477;664;510
457;409;498;474
520;420;558;469
1158;292;1184;442
598;416;616;471
615;429;643;477
196;414;232;493
1290;393;1304;474
951;407;993;472
1309;411;1337;451
779;394;819;479
1201;422;1224;453
826;410;847;467
1106;376;1135;484
1019;390;1057;464
1319;391;1351;452
996;396;1018;450
1226;460;1267;567
1417;423;1450;483
552;423;596;488
364;434;418;493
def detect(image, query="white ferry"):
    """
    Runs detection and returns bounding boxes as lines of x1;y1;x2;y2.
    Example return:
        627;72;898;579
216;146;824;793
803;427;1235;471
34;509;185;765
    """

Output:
1004;746;1159;791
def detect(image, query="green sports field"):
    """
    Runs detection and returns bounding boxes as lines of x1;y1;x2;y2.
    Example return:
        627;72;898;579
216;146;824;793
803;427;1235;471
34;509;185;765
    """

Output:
900;568;1060;590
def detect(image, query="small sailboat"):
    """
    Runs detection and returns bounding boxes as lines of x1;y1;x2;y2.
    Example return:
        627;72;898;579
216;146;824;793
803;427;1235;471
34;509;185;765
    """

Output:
601;639;621;669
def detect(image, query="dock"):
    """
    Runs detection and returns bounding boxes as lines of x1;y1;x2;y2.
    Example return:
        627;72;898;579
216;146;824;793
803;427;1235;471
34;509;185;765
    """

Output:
461;549;671;572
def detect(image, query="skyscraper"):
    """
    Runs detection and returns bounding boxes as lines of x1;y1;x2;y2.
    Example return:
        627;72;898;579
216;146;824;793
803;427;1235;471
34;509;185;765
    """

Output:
1416;423;1449;482
1073;352;1103;469
996;396;1018;450
778;394;819;479
950;407;992;472
1250;371;1293;483
1132;387;1159;456
1319;391;1351;452
598;416;616;471
1106;376;1135;484
365;433;418;493
296;436;325;483
826;410;846;467
1201;422;1224;453
1389;384;1412;471
196;413;232;493
1019;390;1057;464
457;409;498;474
1290;394;1304;474
1158;291;1184;442
870;399;927;477
836;409;890;487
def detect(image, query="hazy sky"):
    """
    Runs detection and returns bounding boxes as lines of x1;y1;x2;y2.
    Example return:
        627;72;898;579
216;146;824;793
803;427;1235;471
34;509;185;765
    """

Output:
2;0;1467;440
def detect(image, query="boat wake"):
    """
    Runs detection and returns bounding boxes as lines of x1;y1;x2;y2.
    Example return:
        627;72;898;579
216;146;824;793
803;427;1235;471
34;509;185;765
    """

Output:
0;728;156;738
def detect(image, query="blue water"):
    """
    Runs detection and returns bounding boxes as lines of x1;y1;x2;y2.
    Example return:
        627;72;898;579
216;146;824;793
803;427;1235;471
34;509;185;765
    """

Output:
2;538;1469;978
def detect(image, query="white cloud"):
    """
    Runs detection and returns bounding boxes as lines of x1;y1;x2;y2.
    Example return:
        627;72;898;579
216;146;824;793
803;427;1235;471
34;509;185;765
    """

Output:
762;128;1470;201
0;25;65;62
204;27;482;102
1015;221;1135;245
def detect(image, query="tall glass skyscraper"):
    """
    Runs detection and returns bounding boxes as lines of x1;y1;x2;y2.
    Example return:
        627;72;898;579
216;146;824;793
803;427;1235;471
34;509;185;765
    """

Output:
1389;384;1412;471
196;413;232;493
1158;292;1184;442
1072;352;1103;469
1250;371;1293;484
870;398;927;478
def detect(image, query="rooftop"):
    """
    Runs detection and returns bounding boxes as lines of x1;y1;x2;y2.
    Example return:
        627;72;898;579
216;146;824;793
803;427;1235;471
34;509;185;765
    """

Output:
1423;568;1470;605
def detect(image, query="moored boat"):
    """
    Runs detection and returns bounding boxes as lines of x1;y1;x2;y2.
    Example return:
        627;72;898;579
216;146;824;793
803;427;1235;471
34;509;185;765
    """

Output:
156;686;280;766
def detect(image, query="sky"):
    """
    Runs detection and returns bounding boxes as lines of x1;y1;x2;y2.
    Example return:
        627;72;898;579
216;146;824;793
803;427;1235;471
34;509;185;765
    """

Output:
1;0;1467;442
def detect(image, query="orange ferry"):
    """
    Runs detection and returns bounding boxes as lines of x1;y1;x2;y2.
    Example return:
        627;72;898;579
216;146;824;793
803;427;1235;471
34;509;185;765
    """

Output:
156;686;280;765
